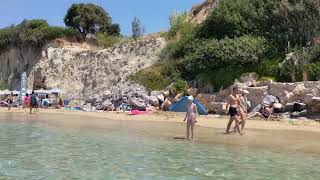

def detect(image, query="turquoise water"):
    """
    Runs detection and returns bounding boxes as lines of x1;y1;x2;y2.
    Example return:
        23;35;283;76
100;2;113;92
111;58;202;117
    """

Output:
0;120;319;180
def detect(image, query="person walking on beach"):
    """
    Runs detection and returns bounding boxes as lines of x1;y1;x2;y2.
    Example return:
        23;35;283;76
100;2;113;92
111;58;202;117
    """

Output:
238;90;250;133
183;96;198;140
225;87;244;135
7;92;14;111
30;91;37;114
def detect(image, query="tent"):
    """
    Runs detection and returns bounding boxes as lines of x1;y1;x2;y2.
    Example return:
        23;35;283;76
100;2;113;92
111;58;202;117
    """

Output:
170;96;208;115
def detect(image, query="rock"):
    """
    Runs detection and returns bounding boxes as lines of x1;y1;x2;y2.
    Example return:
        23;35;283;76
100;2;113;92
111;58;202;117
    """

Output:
157;94;165;103
81;103;92;112
207;102;227;114
102;100;112;107
196;93;215;109
149;96;159;107
246;86;268;108
161;98;172;111
251;104;262;113
240;72;258;87
293;102;306;112
309;97;320;113
284;103;294;112
151;91;162;96
186;88;199;97
174;93;184;102
129;97;146;111
163;90;170;98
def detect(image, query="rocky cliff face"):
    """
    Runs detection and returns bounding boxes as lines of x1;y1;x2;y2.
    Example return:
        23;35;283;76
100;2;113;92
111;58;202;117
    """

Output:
26;38;166;100
0;46;41;89
190;0;217;24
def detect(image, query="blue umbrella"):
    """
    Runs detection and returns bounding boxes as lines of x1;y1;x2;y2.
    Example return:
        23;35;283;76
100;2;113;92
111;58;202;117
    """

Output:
169;96;208;115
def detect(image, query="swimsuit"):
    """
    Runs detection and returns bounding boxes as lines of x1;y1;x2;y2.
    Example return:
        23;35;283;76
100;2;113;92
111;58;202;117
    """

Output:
187;105;196;124
229;106;238;117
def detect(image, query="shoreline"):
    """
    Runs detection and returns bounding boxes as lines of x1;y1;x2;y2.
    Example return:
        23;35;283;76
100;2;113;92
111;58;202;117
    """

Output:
1;108;320;155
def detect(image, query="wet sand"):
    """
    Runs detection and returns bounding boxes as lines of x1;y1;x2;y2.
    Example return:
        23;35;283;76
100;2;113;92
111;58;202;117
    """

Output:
0;108;320;155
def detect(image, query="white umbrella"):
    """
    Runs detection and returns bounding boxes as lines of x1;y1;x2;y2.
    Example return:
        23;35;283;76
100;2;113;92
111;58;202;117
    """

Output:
49;88;62;94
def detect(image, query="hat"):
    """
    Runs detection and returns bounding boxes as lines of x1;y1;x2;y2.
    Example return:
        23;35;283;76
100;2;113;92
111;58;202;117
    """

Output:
188;96;194;101
242;90;249;94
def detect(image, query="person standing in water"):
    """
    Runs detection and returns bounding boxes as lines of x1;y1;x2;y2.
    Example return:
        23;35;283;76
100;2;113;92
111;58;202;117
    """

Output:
30;91;37;114
225;87;244;135
7;92;14;111
183;96;198;140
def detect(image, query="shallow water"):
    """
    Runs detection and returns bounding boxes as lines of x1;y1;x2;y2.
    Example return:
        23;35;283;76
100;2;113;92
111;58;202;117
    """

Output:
0;120;319;180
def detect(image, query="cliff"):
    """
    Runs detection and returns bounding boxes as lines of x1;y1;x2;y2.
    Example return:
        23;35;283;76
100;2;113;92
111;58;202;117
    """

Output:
0;38;166;101
190;0;217;24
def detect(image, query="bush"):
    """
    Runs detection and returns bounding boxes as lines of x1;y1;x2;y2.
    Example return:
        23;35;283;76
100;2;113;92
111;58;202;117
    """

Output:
177;35;269;80
0;19;80;51
171;80;187;95
166;11;194;40
259;76;276;81
96;33;124;48
129;61;182;91
0;81;9;90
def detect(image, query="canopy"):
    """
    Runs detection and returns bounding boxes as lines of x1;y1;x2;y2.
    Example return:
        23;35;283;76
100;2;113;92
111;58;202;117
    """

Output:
35;89;50;94
0;90;11;95
49;88;62;94
170;96;208;115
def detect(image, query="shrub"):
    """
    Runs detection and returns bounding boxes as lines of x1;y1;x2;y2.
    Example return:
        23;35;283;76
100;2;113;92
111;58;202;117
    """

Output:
96;33;124;48
177;35;269;80
0;19;80;51
0;81;9;90
166;11;194;40
259;76;276;81
171;80;187;95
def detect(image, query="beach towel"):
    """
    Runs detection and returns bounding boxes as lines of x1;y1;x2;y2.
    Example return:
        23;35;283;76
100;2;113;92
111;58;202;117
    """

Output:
129;110;149;115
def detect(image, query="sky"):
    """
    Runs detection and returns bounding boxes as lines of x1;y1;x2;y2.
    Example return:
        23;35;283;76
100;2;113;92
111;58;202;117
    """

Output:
0;0;203;35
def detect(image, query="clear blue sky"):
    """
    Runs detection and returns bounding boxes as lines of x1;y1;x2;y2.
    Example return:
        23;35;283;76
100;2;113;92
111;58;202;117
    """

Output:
0;0;203;35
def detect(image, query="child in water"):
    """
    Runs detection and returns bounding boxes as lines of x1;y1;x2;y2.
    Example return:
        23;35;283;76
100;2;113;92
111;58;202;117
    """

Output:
183;96;198;140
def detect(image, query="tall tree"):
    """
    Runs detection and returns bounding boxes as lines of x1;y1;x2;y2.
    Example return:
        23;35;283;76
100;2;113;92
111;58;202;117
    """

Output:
64;3;112;36
132;17;144;39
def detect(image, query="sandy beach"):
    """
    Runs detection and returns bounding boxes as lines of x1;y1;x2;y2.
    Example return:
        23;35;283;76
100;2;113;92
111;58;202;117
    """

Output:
1;108;320;155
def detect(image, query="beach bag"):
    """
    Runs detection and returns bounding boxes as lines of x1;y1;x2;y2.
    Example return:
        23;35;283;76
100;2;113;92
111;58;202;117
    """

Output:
31;95;37;106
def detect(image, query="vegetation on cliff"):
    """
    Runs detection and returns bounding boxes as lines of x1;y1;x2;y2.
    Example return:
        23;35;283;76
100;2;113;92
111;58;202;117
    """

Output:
0;3;122;51
0;19;79;51
131;0;320;91
64;3;120;36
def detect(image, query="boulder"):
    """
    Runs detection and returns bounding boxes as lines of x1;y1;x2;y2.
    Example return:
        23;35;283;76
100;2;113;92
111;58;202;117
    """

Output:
196;93;215;109
149;96;159;107
251;104;262;113
246;86;268;108
174;93;184;102
157;94;165;103
240;72;258;87
161;98;172;111
163;90;170;98
186;88;199;97
129;97;146;111
293;102;306;112
151;91;162;96
309;97;320;113
284;103;294;112
207;102;227;114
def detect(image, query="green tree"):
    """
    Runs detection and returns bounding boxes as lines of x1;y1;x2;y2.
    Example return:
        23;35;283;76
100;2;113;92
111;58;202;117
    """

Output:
132;17;144;39
64;3;112;36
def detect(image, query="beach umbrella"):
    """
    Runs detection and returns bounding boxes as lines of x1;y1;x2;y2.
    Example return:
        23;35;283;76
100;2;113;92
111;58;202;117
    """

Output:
35;89;50;94
170;96;208;115
49;88;62;94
